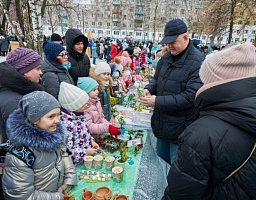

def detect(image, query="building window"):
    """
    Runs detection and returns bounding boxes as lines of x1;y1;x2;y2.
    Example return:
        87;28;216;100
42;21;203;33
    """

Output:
242;38;247;42
136;32;142;36
107;23;110;26
130;24;133;28
107;30;110;34
98;30;103;34
113;22;118;26
98;22;102;26
92;22;95;25
48;27;51;31
245;30;248;34
114;31;119;35
122;31;126;35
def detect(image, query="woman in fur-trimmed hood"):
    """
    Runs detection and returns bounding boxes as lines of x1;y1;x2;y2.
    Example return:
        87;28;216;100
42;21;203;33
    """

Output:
89;62;113;121
2;91;77;200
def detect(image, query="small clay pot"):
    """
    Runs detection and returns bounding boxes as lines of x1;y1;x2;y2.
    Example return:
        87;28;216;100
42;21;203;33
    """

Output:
113;194;129;200
94;186;112;200
82;188;93;200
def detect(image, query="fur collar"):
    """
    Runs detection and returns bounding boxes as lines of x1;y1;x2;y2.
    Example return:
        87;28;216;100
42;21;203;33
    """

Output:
89;67;113;93
0;62;43;95
6;109;65;152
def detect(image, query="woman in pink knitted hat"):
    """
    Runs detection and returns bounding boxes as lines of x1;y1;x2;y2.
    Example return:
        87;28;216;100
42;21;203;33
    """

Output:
0;47;43;199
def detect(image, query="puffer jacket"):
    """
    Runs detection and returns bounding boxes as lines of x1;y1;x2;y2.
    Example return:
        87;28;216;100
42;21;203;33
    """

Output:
0;62;43;144
65;29;90;85
41;59;74;99
2;109;77;200
60;109;93;163
145;40;205;142
84;97;109;138
89;68;113;121
163;77;256;200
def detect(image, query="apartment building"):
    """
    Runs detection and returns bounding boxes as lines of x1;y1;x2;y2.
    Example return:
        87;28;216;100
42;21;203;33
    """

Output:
42;0;201;42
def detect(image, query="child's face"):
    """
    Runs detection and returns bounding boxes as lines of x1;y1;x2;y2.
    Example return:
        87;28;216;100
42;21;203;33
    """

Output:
35;108;60;131
75;102;89;113
89;86;99;99
99;72;110;82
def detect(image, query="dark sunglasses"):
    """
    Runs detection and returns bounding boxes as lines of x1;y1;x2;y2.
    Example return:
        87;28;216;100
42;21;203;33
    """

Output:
58;52;69;58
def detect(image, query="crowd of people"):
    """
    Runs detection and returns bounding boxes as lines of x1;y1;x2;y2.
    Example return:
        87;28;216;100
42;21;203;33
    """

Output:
0;17;255;200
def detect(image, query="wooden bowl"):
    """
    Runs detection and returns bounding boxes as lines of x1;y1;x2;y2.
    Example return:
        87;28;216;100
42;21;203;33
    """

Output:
94;186;112;200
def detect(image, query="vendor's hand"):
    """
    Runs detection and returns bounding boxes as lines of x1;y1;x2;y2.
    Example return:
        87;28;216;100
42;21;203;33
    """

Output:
86;147;98;155
138;95;156;108
91;140;99;150
58;184;71;194
144;89;150;96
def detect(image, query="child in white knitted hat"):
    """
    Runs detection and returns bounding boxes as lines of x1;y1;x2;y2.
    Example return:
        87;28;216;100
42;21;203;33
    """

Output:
89;61;114;121
77;77;120;139
58;82;99;164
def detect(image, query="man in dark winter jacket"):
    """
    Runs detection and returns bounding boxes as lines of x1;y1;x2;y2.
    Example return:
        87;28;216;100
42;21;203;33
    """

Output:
162;43;256;200
139;18;205;165
65;29;91;85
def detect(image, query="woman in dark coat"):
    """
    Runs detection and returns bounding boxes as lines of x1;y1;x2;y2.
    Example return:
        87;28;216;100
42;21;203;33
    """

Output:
64;28;90;85
41;41;74;99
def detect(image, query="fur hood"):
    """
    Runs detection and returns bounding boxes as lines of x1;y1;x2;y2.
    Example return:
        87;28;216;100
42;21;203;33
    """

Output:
6;109;65;152
89;67;113;93
0;61;43;94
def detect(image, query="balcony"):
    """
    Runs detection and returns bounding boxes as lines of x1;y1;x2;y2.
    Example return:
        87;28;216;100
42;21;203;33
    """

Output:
112;18;121;22
135;10;144;15
112;9;121;14
113;1;120;6
134;19;143;23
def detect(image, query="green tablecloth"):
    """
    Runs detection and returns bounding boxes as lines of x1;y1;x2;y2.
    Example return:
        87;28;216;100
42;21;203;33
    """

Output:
69;130;146;199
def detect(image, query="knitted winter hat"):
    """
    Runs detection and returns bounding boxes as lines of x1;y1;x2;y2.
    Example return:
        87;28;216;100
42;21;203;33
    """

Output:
77;77;99;94
95;62;111;75
19;91;60;124
73;36;84;45
50;33;62;42
199;43;256;84
6;47;42;74
58;82;89;112
43;41;65;62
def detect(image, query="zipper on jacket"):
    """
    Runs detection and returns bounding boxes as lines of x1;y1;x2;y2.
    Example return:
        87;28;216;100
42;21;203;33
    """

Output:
55;150;61;189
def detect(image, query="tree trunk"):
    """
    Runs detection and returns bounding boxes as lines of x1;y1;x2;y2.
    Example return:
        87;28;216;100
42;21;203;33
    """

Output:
228;0;236;44
0;0;23;46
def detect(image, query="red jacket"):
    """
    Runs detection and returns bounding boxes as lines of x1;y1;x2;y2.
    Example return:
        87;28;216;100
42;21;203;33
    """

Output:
110;43;117;59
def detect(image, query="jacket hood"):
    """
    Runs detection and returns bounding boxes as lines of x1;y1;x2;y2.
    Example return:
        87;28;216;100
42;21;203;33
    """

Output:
65;29;89;58
195;76;256;136
6;109;65;152
42;59;65;73
0;62;43;94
